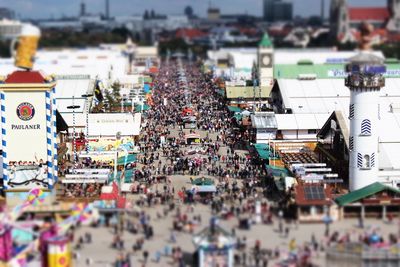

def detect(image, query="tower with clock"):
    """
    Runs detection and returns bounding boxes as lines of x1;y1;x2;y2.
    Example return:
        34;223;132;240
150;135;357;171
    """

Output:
258;33;274;91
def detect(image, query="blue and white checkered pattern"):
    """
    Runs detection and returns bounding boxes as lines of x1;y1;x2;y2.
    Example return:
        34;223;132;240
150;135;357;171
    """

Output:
45;91;53;189
1;92;7;189
51;87;58;182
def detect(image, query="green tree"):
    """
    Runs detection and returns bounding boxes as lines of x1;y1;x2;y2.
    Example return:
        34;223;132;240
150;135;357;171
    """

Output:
111;82;121;101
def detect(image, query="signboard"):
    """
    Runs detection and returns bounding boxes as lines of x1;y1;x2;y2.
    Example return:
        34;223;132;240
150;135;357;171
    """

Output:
328;69;400;78
5;91;47;162
8;165;48;189
88;137;135;152
5;91;48;189
88;113;141;137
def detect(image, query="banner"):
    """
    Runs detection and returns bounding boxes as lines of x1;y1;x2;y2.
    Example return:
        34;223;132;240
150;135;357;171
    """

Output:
4;92;48;189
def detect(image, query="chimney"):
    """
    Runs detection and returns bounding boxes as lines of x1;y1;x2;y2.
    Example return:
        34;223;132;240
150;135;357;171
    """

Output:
80;1;86;17
105;0;110;19
321;0;325;21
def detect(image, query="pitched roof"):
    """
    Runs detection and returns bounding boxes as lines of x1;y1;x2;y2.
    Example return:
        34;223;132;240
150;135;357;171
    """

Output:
317;111;349;149
295;183;332;206
348;7;390;22
335;182;400;206
259;33;273;48
5;70;47;83
176;28;207;40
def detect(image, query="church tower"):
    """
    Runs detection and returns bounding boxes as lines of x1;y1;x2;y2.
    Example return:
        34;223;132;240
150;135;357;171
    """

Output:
387;0;400;32
330;0;352;43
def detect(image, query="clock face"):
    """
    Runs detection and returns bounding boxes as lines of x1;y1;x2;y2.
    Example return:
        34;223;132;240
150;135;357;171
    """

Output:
260;54;272;67
262;55;271;66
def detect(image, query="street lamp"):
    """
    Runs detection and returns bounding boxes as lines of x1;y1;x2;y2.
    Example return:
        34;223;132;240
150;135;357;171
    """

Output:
81;94;94;153
67;96;81;166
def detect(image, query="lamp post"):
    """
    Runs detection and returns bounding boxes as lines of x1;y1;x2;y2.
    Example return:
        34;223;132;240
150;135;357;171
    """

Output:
81;94;94;154
67;96;81;167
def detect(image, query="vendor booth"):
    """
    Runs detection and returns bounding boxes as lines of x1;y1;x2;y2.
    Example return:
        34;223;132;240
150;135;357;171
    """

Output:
185;133;201;145
183;116;197;129
193;218;235;267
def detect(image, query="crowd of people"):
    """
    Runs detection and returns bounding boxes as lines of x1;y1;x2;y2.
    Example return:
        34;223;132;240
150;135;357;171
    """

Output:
62;183;103;198
118;58;279;266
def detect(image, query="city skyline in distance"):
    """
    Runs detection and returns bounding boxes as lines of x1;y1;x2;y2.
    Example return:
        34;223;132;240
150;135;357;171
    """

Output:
0;0;387;20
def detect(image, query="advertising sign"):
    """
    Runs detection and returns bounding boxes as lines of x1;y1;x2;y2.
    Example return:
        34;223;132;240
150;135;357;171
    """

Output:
5;91;48;189
88;137;135;152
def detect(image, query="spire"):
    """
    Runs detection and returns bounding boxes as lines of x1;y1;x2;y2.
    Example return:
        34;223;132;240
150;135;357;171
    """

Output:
259;32;273;48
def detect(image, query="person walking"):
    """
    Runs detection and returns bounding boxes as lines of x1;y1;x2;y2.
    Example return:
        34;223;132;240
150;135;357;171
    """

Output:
143;250;149;264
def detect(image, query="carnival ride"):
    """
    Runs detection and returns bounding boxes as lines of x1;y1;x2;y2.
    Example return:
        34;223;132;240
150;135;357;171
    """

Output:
0;188;92;267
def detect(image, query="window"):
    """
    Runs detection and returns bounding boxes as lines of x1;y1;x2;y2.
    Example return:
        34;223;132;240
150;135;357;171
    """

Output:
371;153;375;167
349;104;354;119
360;119;371;135
308;129;317;134
349;136;354;151
364;154;370;168
357;153;363;168
378;104;380;120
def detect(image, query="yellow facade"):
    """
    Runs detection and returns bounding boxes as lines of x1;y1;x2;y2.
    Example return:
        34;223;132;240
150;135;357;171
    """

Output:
225;86;272;99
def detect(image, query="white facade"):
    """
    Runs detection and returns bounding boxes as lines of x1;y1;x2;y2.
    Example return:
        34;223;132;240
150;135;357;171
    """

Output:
346;54;386;191
349;87;381;191
258;46;274;87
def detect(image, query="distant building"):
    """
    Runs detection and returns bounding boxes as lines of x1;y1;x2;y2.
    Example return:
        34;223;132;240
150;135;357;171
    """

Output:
0;19;22;40
330;0;400;43
80;1;86;17
0;7;15;20
263;0;293;22
105;0;110;20
207;7;221;21
263;0;274;22
387;0;400;32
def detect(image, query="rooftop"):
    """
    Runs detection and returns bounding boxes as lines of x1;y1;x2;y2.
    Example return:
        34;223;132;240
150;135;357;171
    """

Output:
335;182;400;206
259;33;273;48
348;7;390;22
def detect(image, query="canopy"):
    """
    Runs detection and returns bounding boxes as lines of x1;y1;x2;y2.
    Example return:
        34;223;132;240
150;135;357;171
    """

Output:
233;113;242;121
134;104;150;112
216;89;225;96
192;177;214;186
185;133;201;139
254;143;279;160
143;83;151;93
192;185;217;193
117;154;137;165
228;106;242;113
265;164;289;177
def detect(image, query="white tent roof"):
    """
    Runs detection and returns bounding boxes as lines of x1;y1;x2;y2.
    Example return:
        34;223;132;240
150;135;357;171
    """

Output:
274;49;384;65
278;78;400;122
275;113;330;130
0;48;128;80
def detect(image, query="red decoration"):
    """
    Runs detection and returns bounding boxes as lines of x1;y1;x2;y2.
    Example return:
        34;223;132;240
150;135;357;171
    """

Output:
5;71;47;83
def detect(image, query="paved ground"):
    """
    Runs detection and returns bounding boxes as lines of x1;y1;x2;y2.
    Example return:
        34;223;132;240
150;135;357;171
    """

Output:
71;98;400;267
42;62;400;267
73;202;399;267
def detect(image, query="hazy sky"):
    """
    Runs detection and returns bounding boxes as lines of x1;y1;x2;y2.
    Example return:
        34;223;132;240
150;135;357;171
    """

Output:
0;0;387;19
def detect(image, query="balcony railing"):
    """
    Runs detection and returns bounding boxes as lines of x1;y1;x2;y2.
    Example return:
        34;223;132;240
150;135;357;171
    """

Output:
345;74;385;88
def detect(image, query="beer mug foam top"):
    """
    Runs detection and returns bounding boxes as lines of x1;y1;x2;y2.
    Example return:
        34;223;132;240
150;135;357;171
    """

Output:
12;24;41;70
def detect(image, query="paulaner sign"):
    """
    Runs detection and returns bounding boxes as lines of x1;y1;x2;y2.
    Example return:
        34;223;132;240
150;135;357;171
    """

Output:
11;124;40;130
11;101;41;130
0;70;58;191
328;69;400;78
3;91;48;163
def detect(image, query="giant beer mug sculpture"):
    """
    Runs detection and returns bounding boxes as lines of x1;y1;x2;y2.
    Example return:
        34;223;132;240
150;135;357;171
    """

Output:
11;24;41;70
